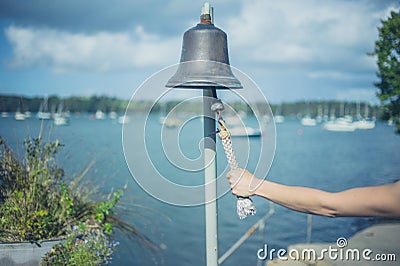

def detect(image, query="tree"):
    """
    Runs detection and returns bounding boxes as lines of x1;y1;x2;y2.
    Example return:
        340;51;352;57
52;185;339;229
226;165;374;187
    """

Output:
371;10;400;133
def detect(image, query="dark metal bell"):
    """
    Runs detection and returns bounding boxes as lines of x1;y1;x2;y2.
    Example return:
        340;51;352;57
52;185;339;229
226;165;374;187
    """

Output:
166;8;242;89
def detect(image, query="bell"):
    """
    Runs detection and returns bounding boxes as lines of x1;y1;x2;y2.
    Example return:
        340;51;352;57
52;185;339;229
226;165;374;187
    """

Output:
166;4;242;89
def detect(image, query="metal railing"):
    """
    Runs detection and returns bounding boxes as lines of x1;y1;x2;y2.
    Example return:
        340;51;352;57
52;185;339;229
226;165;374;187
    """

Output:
218;202;275;265
218;203;313;265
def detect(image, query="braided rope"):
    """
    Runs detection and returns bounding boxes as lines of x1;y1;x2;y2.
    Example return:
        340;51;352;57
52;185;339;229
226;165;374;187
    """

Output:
218;119;256;219
221;137;239;170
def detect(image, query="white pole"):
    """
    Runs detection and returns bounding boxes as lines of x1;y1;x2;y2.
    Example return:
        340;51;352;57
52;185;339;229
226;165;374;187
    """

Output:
204;88;218;266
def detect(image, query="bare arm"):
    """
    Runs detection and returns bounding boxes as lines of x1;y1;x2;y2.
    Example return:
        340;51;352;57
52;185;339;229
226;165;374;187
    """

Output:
226;169;400;218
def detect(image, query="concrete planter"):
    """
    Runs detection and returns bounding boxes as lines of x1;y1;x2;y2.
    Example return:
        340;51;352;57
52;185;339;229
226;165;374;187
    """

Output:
0;239;61;266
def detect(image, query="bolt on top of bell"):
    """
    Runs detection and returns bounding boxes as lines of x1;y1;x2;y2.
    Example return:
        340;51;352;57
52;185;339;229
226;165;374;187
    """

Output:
166;2;242;90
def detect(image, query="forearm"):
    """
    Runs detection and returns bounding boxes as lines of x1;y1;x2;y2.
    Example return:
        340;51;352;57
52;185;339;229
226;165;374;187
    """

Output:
255;180;338;217
254;180;400;218
227;169;400;218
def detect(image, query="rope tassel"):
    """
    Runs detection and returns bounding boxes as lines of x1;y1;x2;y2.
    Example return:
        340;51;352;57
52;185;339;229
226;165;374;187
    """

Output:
218;118;256;219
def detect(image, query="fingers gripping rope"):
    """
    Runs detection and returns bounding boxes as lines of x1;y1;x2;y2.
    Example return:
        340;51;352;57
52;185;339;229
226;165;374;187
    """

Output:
211;101;256;219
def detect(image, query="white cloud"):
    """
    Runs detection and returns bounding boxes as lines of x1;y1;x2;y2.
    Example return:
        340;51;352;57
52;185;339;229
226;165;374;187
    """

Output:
4;1;397;75
223;0;397;69
4;25;181;72
2;0;397;103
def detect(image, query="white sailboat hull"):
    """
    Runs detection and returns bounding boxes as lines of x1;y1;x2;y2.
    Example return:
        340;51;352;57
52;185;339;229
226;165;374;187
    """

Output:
322;118;355;132
353;120;375;130
301;117;317;126
230;127;262;137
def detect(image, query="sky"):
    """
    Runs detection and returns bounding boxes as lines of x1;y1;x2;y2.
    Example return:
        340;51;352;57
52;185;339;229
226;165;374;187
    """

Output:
0;0;398;104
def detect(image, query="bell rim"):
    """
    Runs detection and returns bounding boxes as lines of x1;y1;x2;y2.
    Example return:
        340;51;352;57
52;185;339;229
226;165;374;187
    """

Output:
165;80;243;89
165;60;243;89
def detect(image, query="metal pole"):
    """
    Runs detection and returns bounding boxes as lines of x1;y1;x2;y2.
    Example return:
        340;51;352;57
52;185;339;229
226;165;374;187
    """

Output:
203;88;218;266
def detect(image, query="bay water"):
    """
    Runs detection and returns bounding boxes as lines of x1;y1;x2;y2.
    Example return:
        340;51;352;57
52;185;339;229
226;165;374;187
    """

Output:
1;115;400;265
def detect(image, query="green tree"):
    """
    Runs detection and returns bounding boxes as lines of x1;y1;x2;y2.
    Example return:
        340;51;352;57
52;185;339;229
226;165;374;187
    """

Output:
371;10;400;133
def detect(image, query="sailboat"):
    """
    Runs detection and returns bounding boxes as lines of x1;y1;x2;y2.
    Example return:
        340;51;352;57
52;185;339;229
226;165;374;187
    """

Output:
322;103;355;132
301;115;317;126
24;111;31;118
14;99;27;121
316;104;323;123
229;126;262;137
300;102;317;126
300;102;317;127
14;109;26;121
54;102;69;126
109;111;117;120
95;110;105;120
159;116;182;128
274;105;285;124
322;117;356;132
37;98;51;120
353;103;375;130
353;119;375;130
118;115;130;124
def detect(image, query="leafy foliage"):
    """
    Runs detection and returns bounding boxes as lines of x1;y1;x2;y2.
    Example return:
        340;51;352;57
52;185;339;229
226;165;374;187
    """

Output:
0;137;150;264
40;226;119;266
0;138;73;241
371;10;400;132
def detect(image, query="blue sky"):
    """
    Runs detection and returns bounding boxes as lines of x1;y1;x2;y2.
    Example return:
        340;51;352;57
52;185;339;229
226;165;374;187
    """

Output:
0;0;398;103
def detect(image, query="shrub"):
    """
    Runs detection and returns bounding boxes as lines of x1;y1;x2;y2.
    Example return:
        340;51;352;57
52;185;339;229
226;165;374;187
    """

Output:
40;225;119;265
0;137;148;264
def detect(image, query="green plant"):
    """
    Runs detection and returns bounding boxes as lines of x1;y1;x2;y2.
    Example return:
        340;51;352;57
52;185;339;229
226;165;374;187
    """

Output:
0;137;87;241
370;10;400;133
40;226;119;266
0;137;152;264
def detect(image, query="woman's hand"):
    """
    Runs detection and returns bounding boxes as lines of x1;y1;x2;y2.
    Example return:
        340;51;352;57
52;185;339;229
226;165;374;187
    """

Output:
226;168;262;197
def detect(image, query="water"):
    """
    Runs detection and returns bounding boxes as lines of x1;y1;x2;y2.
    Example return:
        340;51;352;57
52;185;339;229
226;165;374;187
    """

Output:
1;115;400;265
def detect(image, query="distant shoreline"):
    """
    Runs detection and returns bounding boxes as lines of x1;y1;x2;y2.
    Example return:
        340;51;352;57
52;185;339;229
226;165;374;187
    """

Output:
0;94;383;118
